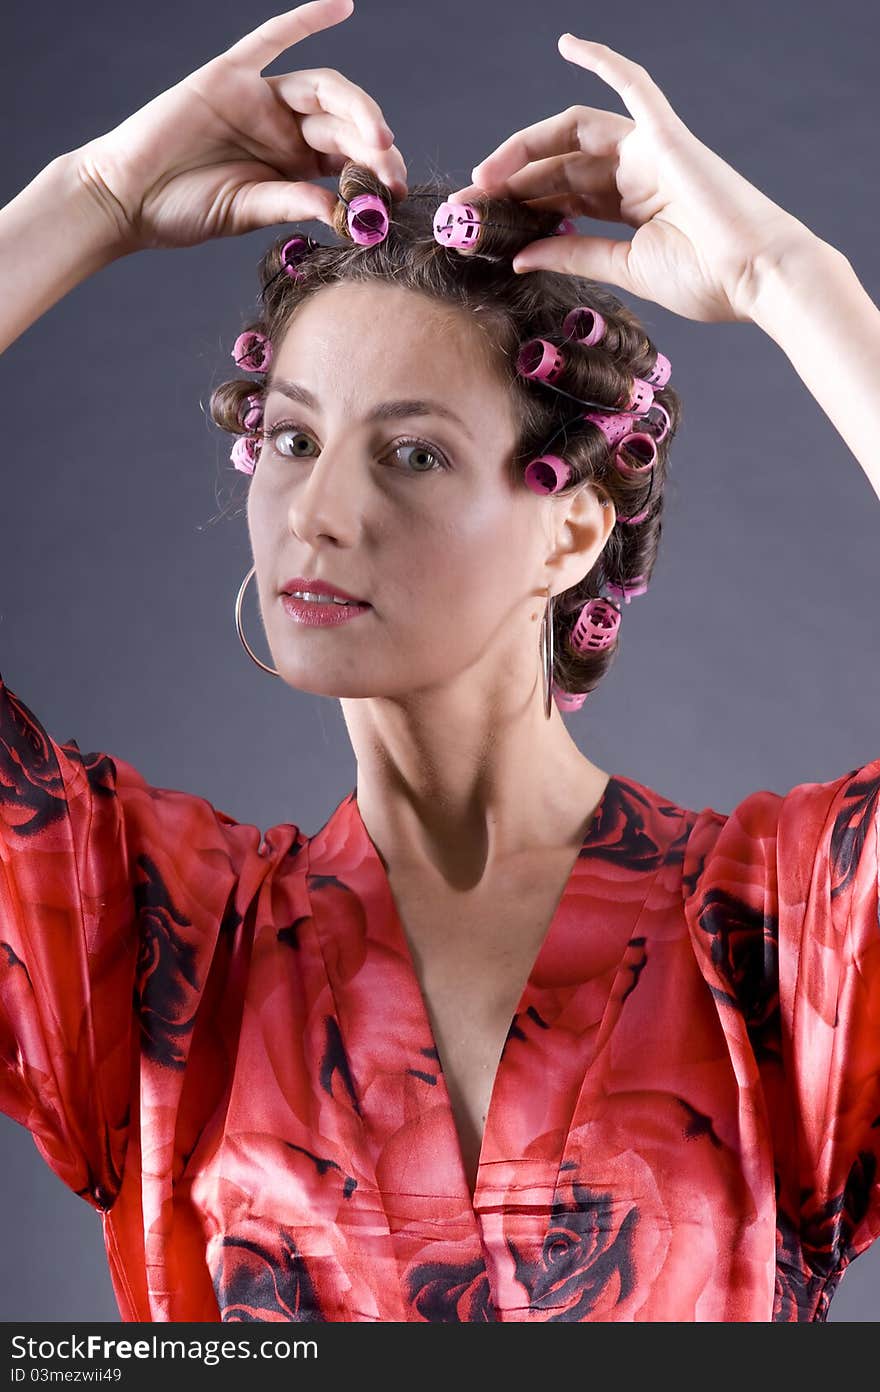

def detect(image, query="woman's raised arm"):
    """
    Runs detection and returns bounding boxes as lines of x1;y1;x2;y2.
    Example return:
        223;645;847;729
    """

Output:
451;35;880;505
0;0;407;355
0;153;128;354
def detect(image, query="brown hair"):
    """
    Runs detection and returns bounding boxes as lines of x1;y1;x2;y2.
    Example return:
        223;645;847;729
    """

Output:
209;162;683;702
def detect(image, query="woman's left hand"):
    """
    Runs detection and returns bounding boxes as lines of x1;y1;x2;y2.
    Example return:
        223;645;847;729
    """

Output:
448;34;820;325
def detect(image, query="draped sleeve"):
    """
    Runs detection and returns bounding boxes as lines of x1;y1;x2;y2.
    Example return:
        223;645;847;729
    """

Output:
0;668;269;1213
681;755;880;1316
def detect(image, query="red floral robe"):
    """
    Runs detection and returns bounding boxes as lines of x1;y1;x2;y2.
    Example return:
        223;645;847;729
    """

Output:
1;668;878;1321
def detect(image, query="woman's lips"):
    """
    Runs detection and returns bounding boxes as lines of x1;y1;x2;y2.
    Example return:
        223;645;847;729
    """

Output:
280;577;368;603
280;594;372;627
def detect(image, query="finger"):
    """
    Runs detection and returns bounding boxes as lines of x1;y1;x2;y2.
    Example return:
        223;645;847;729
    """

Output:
450;150;623;222
233;175;340;230
556;34;681;134
223;0;355;72
298;110;408;196
266;69;395;152
511;231;636;294
465;106;632;195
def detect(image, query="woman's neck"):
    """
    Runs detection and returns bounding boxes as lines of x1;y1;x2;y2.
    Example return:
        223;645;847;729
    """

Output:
340;687;610;885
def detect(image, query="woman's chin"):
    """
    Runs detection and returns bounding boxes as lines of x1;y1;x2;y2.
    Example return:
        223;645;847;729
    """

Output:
272;667;386;700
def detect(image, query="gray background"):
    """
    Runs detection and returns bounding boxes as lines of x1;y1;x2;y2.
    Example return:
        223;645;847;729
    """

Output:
1;0;878;1322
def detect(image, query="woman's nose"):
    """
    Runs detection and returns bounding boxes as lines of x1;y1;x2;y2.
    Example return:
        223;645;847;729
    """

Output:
286;447;363;546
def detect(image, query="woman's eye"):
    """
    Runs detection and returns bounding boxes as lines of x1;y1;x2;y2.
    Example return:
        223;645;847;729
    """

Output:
390;441;446;473
264;426;316;458
262;425;447;473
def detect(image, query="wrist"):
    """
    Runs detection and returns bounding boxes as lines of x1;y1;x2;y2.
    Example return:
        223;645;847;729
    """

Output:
0;148;131;354
57;144;135;264
746;228;852;340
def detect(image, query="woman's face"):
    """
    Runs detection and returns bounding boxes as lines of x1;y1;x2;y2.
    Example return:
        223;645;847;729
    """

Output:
246;281;595;704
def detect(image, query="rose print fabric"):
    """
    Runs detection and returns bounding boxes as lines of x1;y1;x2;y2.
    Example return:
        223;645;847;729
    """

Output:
1;666;878;1322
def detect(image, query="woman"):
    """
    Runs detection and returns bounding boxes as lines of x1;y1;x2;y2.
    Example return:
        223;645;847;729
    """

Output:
1;0;878;1322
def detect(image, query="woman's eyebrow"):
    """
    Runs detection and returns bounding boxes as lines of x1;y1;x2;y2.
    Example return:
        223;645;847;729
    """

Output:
265;377;475;442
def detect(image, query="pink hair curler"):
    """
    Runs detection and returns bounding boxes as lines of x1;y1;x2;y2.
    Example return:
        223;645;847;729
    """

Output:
562;305;607;347
433;201;481;249
606;574;648;604
347;193;389;246
623;377;655;414
617;505;652;526
613;432;657;479
554;217;578;236
645;401;671;444
570;597;621;653
260;235;322;296
279;235;314;279
239;392;264;433
231;329;273;373
516;338;565;384
231;435;261;475
524;454;573;495
583;408;640;449
645;351;672;389
552;682;588;712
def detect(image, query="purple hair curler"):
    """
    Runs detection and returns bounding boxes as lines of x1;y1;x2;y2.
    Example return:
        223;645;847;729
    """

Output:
524;454;573;495
347;193;389;246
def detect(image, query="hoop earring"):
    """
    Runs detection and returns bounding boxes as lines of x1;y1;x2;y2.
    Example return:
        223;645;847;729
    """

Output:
540;591;555;720
235;564;281;678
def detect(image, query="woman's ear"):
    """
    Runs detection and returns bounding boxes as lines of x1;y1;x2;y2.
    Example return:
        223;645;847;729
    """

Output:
546;481;616;590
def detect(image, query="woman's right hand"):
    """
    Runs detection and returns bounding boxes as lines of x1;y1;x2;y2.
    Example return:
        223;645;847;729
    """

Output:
74;0;407;255
448;34;817;326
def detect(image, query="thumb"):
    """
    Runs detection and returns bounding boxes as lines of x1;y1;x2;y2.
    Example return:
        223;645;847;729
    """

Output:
512;233;634;292
232;179;338;233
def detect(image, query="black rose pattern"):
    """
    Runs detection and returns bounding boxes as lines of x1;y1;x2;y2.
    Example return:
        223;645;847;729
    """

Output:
404;1256;497;1322
318;1013;362;1116
132;852;200;1067
693;884;780;1062
828;766;880;900
215;1232;326;1321
0;686;74;835
507;1178;638;1319
774;1153;877;1320
590;779;671;874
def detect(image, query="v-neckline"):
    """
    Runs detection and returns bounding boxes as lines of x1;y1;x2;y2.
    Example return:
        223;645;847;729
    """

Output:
342;773;620;1209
